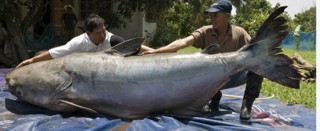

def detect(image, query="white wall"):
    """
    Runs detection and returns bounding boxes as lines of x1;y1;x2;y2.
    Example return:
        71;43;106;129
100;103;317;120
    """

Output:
109;12;143;39
74;1;157;41
142;12;157;44
109;11;157;41
110;2;157;40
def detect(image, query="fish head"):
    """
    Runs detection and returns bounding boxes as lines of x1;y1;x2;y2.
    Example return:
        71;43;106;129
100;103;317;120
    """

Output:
5;63;74;111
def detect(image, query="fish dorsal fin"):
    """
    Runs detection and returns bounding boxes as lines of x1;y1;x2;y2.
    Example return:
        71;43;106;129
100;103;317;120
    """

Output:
201;44;220;54
104;37;145;57
59;100;98;114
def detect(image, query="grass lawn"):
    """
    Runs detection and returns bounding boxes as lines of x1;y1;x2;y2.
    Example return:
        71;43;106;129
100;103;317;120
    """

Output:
178;46;316;109
262;48;316;109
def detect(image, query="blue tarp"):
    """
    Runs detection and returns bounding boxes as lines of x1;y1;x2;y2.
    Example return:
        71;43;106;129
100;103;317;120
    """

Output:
0;69;316;130
282;31;316;50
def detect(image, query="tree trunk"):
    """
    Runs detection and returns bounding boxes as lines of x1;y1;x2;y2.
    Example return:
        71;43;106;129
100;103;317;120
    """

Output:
6;6;30;60
292;53;316;82
0;5;30;68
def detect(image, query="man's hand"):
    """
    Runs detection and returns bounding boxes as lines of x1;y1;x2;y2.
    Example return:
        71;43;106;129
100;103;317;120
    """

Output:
141;50;157;55
16;59;34;68
140;45;155;55
16;51;53;68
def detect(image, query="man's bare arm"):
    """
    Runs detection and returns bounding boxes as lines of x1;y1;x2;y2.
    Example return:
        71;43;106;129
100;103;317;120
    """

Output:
142;35;195;54
16;51;53;68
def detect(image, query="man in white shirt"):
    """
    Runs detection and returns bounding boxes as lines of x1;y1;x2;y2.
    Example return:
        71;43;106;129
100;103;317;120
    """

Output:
17;14;153;68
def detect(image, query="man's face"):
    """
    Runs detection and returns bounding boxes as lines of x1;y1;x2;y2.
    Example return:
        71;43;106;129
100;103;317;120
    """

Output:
209;12;229;29
87;25;106;45
66;8;73;13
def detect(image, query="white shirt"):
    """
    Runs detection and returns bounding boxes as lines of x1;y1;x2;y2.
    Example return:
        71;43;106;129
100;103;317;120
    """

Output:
49;31;113;58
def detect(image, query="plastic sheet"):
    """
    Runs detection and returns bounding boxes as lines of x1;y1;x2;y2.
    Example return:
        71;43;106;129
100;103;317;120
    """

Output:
282;31;316;50
0;69;315;130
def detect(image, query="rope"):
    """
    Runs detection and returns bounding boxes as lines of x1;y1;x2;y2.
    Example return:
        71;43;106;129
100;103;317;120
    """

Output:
222;94;275;101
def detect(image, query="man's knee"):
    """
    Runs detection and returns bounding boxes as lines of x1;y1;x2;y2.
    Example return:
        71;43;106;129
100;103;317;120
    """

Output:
244;71;263;98
209;90;222;111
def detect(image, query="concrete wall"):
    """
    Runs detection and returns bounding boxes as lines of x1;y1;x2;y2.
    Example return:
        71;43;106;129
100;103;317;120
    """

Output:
109;12;143;39
142;12;157;43
109;2;157;40
109;12;157;40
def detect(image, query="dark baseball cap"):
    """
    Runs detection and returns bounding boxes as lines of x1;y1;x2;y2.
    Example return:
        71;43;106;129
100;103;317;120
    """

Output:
204;0;232;13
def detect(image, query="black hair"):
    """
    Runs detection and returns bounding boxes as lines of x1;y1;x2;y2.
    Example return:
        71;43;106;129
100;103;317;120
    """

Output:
84;14;105;32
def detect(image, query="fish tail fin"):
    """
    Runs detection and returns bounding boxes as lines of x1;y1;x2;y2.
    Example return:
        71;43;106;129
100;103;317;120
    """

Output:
250;54;301;89
240;6;301;89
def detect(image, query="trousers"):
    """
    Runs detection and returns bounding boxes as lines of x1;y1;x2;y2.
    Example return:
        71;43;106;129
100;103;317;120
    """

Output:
209;71;263;111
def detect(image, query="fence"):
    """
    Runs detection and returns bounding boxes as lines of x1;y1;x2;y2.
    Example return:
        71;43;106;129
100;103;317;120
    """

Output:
281;31;316;51
24;23;64;56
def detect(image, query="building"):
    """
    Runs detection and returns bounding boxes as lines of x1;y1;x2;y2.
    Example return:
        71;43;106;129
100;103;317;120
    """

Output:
41;0;157;41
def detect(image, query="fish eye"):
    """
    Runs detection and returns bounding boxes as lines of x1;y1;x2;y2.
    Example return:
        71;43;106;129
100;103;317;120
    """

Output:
16;90;22;96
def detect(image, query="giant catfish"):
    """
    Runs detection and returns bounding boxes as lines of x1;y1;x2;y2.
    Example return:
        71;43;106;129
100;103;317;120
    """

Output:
5;6;300;119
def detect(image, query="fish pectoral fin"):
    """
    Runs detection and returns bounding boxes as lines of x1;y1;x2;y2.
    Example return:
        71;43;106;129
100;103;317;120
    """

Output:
104;37;145;57
59;100;98;114
57;71;73;91
201;44;220;54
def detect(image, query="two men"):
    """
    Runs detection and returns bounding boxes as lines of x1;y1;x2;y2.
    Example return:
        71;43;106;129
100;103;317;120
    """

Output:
18;0;261;120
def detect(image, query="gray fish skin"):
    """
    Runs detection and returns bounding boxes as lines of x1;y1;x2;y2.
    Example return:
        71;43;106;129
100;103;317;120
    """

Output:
5;6;300;119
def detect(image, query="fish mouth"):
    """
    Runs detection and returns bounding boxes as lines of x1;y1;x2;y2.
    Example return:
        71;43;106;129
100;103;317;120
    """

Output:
4;84;10;92
5;79;15;94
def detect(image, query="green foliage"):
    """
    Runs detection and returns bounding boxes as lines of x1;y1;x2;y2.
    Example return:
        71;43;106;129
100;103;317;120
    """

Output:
231;0;294;36
149;0;297;46
233;12;271;36
293;7;316;32
35;0;313;38
150;24;180;48
149;0;215;47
